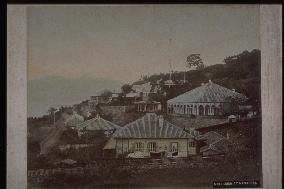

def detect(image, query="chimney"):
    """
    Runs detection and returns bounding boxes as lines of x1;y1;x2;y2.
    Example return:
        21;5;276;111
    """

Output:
209;79;212;83
158;115;164;127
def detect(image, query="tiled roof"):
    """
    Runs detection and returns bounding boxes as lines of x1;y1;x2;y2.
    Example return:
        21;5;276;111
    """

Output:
132;82;152;93
198;131;230;154
196;131;225;144
126;92;140;98
112;113;193;139
77;115;120;131
134;100;161;104
132;82;160;93
200;138;230;154
168;81;247;103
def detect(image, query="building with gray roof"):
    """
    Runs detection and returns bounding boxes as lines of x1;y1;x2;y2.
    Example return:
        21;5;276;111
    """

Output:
103;113;196;158
167;80;247;116
76;114;120;137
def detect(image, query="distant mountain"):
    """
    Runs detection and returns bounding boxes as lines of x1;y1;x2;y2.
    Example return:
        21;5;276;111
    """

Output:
28;76;122;117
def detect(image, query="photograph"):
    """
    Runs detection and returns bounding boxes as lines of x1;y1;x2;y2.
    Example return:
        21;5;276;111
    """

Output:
24;5;264;189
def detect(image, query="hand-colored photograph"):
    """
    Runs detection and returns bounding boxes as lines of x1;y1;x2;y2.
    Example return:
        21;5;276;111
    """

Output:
27;5;262;188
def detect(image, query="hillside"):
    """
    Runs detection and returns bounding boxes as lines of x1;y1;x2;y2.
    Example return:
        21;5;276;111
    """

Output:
131;49;261;107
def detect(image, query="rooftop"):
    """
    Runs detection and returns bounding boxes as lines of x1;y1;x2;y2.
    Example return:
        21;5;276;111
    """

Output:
112;113;193;139
77;115;121;131
168;81;247;103
198;131;231;154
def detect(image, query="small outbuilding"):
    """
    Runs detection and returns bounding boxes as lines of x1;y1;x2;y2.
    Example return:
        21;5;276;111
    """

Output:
76;114;120;137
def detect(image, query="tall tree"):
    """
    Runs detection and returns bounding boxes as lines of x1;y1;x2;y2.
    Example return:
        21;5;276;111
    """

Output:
186;54;205;70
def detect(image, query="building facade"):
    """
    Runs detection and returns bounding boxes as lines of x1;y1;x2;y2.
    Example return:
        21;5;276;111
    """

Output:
103;113;196;158
167;80;247;116
134;100;161;113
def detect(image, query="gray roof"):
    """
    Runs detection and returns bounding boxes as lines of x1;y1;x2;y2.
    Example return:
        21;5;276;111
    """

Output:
198;131;230;154
113;113;193;139
200;138;230;154
196;131;225;144
77;115;120;131
167;81;247;103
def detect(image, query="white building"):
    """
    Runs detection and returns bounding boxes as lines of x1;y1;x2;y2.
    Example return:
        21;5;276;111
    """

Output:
103;113;196;158
167;80;247;116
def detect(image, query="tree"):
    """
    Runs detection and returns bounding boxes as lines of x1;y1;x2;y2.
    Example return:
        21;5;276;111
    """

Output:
186;54;205;70
223;96;239;116
121;84;132;94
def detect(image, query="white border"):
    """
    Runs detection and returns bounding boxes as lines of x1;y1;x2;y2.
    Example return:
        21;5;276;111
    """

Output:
7;5;282;189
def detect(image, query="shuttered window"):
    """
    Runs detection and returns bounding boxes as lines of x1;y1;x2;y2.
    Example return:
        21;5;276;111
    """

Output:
147;142;157;152
134;142;144;152
170;142;179;152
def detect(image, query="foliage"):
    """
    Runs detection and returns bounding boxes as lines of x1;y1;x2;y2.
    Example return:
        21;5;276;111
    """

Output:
186;54;205;70
59;128;81;144
121;84;132;94
223;96;240;116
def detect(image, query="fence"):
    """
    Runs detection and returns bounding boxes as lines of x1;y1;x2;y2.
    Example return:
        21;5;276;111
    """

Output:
28;158;218;178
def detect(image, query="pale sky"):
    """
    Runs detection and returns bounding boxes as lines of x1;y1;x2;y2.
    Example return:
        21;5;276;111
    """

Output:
28;5;260;83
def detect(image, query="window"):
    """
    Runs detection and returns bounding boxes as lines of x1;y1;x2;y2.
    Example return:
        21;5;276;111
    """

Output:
170;142;179;152
188;141;195;147
147;142;157;152
134;142;144;152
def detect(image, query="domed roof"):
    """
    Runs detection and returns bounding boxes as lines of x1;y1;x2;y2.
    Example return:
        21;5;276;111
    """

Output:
168;81;247;103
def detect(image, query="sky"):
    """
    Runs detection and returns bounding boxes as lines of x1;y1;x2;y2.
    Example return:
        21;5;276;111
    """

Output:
28;5;260;83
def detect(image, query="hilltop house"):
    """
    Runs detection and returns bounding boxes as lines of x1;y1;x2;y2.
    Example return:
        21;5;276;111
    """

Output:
131;82;160;100
134;100;161;113
167;80;247;116
103;113;196;158
76;114;120;137
88;95;111;108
